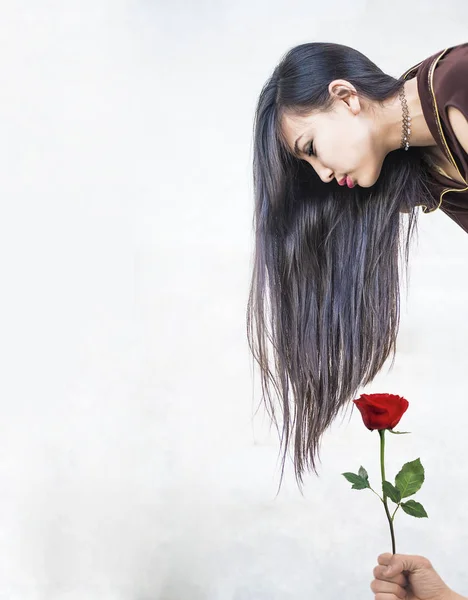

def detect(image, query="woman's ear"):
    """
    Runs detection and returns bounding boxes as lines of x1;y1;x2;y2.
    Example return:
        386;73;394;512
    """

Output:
328;80;361;115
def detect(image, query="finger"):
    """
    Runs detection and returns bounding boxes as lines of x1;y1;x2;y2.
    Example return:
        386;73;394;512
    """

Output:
378;553;393;567
373;564;407;587
383;554;430;577
370;579;407;599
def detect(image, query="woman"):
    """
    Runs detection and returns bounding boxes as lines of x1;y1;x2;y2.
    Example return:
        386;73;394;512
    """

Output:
247;42;468;599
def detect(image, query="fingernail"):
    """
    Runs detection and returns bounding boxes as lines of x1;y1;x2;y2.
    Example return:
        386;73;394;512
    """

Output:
385;566;392;575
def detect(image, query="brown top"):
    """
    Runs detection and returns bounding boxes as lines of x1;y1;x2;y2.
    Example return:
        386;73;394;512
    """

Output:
401;43;468;233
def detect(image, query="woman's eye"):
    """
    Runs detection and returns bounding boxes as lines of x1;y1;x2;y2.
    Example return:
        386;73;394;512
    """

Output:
307;143;315;157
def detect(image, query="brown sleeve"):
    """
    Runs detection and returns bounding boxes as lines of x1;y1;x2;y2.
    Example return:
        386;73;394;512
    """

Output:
433;44;468;177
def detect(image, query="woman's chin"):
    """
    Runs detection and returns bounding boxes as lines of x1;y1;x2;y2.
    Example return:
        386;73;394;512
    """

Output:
355;172;380;188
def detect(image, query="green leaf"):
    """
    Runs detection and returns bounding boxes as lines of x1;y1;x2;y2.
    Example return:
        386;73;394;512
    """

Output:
342;472;369;490
400;499;428;518
388;430;411;435
358;466;369;482
382;480;401;504
395;458;425;498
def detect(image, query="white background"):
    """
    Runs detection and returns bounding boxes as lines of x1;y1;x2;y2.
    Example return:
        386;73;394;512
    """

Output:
0;1;467;598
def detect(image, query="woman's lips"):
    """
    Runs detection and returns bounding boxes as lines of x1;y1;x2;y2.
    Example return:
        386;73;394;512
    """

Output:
338;175;355;188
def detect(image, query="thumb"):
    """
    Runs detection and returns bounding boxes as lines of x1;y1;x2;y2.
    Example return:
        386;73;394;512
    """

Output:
384;553;430;576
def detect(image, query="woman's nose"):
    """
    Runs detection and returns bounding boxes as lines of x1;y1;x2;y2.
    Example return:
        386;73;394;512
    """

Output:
316;165;335;183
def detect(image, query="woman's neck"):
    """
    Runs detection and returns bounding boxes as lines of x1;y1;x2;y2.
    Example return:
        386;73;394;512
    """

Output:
379;77;438;154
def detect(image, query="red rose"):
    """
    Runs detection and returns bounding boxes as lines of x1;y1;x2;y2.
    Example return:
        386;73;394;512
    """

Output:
353;393;409;431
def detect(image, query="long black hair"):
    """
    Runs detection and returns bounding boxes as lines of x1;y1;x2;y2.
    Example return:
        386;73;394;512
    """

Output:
246;42;436;490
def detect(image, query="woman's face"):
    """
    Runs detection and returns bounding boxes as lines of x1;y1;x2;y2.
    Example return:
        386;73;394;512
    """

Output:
280;81;387;188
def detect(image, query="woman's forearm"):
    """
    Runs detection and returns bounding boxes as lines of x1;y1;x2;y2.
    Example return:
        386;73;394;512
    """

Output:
449;590;467;600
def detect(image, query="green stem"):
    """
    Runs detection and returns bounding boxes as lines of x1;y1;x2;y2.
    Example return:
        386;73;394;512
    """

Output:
379;429;396;554
369;486;384;503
